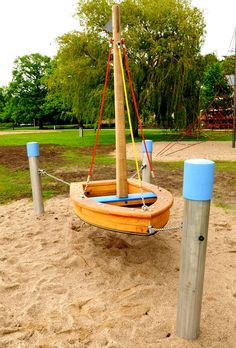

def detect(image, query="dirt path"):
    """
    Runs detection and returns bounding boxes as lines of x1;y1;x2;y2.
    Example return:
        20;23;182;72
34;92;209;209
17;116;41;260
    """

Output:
126;141;236;161
0;130;62;135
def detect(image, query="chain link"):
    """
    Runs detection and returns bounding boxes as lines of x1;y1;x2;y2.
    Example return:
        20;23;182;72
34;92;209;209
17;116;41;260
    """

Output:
38;169;70;186
130;164;146;179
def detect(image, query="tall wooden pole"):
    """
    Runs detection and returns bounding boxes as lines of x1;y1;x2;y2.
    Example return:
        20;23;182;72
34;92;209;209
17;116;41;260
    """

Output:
232;27;236;148
112;4;128;197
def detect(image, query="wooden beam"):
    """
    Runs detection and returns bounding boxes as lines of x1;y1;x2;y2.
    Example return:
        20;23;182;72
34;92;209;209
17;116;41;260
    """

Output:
112;4;128;197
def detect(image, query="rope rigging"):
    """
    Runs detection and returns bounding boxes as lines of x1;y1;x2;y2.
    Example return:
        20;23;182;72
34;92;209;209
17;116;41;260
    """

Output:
84;38;154;196
84;39;113;193
121;38;154;178
118;42;148;210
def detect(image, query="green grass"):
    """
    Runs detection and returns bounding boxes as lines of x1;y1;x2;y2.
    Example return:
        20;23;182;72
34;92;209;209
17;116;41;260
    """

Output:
214;202;231;211
61;149;117;169
0;130;115;147
153;161;184;170
214;160;236;172
0;129;235;205
61;149;91;168
152;159;236;172
0;128;233;147
0;166;31;204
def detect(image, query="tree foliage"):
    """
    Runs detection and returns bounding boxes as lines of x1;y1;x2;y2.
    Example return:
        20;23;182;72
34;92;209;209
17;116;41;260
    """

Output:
75;0;205;129
3;54;52;128
0;88;6;119
221;55;235;76
200;61;233;110
47;32;114;126
48;0;205;131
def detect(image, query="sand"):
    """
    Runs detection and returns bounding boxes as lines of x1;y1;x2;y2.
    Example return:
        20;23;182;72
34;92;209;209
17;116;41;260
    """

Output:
126;141;236;161
0;141;236;347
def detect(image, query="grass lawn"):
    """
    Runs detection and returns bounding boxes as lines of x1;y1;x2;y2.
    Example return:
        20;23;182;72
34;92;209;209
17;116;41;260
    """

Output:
0;129;235;209
0;128;233;147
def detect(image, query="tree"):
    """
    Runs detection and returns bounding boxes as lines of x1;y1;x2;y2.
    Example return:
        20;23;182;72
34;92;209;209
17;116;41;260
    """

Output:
47;32;114;127
180;53;219;128
48;0;206;132
0;87;6;120
221;55;235;76
75;0;205;130
200;61;233;110
4;54;52;128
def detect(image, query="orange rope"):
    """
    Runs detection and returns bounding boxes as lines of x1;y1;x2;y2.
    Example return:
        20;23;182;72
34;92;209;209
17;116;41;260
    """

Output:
86;40;113;183
121;39;154;177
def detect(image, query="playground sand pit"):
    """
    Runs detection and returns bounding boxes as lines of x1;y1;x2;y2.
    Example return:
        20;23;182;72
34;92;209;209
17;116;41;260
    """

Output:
0;196;235;348
126;140;236;161
0;141;235;347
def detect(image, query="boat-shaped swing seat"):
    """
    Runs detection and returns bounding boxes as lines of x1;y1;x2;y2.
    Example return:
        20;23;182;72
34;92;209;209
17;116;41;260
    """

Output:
70;178;173;235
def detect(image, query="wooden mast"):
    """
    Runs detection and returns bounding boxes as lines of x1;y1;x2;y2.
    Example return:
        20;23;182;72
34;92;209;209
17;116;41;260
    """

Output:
112;4;128;197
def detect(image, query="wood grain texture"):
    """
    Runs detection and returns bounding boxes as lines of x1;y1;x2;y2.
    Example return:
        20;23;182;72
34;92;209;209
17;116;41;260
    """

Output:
28;156;44;215
70;179;173;234
112;5;128;197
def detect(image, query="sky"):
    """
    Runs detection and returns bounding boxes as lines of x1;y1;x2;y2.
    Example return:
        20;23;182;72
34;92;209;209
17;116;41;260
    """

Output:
0;0;235;87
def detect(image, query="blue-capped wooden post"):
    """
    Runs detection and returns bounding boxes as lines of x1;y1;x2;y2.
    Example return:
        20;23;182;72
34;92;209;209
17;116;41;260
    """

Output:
26;142;44;215
176;158;215;340
142;140;152;184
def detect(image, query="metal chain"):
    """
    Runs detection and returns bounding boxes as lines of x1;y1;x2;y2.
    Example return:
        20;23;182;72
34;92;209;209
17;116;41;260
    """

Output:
38;169;70;186
130;164;146;179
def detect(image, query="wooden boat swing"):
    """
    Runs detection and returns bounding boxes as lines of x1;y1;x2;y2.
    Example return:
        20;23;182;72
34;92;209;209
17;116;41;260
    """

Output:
70;5;173;236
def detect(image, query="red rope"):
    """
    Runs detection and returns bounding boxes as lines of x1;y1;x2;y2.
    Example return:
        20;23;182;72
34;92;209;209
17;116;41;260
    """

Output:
121;39;154;176
87;40;113;179
163;141;207;157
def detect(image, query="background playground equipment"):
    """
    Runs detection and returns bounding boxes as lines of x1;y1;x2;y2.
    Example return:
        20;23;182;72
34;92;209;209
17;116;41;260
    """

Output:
199;96;234;130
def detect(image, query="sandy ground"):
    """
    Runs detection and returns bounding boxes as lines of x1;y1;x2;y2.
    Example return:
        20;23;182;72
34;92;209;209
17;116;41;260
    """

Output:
126;141;236;161
0;130;63;136
0;141;236;347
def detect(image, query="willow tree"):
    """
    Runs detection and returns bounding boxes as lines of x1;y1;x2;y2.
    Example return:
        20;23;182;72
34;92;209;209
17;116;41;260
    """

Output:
76;0;205;129
47;31;114;127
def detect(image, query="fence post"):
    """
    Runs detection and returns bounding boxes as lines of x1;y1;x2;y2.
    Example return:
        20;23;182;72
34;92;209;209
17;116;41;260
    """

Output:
79;127;83;137
176;158;215;340
26;142;44;215
142;140;153;183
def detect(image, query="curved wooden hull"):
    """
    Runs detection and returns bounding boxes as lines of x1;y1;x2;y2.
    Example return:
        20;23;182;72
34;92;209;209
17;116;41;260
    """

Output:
70;179;173;235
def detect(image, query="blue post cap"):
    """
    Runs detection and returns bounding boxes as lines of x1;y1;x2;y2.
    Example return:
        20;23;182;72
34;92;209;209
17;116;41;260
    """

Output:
26;142;40;157
183;158;215;201
142;140;153;153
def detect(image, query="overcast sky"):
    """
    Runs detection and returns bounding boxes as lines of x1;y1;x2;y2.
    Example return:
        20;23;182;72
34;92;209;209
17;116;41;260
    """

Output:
0;0;235;87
